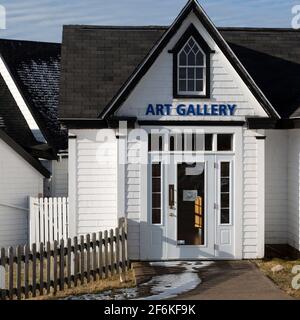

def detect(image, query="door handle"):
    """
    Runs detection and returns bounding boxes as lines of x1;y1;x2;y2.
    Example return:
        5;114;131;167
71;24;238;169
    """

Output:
169;184;175;209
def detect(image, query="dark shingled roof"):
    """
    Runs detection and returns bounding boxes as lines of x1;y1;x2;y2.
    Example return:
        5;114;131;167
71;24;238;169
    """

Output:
59;26;167;119
220;28;300;119
0;39;67;151
59;25;300;120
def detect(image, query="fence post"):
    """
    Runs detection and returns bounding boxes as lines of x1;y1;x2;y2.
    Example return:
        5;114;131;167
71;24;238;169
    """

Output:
39;198;44;245
104;230;108;278
16;246;22;300
29;197;36;246
48;198;53;243
8;247;14;300
24;245;29;299
1;248;6;300
98;232;103;279
62;198;67;241
0;266;5;298
59;239;64;291
44;198;49;244
53;197;58;241
124;218;128;271
86;234;90;283
110;229;115;276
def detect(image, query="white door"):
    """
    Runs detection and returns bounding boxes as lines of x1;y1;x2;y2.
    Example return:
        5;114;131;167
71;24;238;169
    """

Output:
215;155;235;258
166;155;215;259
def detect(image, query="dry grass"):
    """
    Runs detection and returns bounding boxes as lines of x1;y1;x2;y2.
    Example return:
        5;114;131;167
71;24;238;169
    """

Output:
29;270;135;300
255;258;300;299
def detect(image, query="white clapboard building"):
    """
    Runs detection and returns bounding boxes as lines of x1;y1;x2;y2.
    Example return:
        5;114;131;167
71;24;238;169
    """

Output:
60;0;300;260
0;39;68;248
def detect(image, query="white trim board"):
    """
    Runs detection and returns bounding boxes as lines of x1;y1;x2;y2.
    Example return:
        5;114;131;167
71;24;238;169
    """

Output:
0;55;46;143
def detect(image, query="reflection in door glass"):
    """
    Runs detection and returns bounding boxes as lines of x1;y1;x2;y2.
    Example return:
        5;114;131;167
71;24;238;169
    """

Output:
177;162;205;245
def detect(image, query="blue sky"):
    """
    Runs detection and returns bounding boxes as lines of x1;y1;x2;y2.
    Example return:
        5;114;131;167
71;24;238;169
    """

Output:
0;0;298;43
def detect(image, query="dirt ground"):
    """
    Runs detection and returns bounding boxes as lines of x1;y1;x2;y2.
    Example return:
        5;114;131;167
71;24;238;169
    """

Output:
29;271;135;300
255;258;300;299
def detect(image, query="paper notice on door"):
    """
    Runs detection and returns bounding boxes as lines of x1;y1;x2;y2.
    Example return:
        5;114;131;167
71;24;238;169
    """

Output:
183;190;198;201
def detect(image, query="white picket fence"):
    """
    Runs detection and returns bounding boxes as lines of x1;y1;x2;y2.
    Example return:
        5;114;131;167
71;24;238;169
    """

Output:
29;197;69;246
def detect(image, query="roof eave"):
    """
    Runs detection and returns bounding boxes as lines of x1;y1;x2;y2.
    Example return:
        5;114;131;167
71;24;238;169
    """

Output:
0;129;51;178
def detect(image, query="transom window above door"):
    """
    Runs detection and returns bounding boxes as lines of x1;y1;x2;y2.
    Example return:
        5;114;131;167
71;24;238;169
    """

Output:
171;23;213;98
148;133;233;152
178;37;206;95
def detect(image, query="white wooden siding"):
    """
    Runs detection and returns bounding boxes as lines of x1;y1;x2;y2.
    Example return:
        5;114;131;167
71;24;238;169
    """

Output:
265;130;288;244
126;136;142;259
288;130;300;250
51;157;68;197
70;130;118;236
0;138;43;248
242;129;259;258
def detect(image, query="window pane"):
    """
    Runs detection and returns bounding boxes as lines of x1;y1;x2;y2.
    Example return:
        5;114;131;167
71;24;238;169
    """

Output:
152;193;161;208
179;80;186;92
187;68;194;79
221;193;229;208
196;67;204;79
221;177;229;192
169;135;175;151
196;52;204;65
221;162;230;177
176;134;184;151
188;38;195;47
217;134;233;151
179;67;186;78
188;80;194;91
205;134;213;151
188;52;195;66
152;209;161;224
152;162;161;176
179;52;187;65
152;178;161;193
184;133;193;151
195;80;203;92
149;134;163;151
192;45;199;54
194;134;204;151
221;209;230;224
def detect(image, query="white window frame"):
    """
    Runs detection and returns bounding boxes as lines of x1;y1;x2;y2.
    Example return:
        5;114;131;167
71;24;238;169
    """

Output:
177;36;206;96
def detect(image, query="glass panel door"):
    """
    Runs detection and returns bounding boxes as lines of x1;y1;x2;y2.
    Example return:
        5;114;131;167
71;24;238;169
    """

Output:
177;162;205;245
166;155;215;259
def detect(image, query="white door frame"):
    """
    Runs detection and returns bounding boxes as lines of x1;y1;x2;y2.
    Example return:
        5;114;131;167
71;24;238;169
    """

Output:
139;126;243;260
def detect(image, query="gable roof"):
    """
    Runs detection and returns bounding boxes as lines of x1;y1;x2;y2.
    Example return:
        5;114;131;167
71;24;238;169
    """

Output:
0;39;67;152
59;1;300;121
100;0;279;119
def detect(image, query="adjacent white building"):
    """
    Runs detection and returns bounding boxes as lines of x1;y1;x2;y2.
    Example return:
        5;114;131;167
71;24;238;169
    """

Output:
0;39;68;248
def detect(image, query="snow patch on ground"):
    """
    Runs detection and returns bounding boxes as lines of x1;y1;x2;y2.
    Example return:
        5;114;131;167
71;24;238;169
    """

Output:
65;261;212;300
